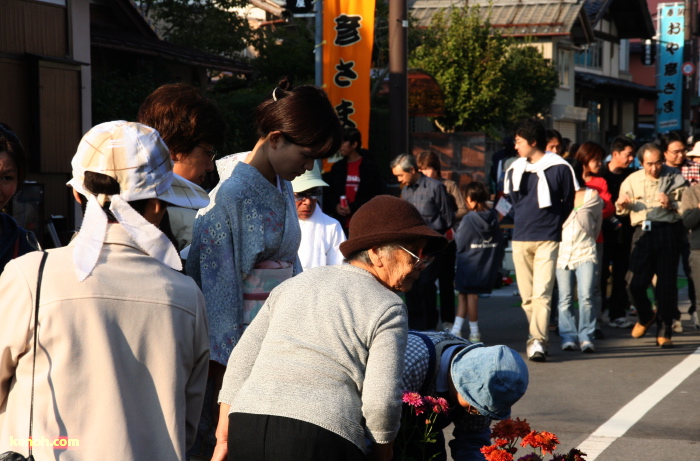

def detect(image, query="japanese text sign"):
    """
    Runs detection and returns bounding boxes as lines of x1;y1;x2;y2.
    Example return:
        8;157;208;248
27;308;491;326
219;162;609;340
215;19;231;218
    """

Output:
656;3;684;132
323;0;375;147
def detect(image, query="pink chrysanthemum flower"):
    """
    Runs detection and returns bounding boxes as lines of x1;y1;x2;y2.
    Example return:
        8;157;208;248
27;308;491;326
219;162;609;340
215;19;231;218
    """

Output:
402;392;424;407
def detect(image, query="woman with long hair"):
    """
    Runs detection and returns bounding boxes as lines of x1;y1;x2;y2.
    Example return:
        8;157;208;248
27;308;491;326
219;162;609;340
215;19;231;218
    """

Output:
575;142;615;334
556;159;603;352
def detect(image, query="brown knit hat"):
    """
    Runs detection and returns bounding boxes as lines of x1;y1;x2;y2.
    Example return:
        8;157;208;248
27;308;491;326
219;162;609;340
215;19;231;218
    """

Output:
339;195;447;257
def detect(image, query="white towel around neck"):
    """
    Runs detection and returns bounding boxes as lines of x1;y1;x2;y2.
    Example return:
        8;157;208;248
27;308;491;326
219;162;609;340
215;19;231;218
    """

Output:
504;153;579;208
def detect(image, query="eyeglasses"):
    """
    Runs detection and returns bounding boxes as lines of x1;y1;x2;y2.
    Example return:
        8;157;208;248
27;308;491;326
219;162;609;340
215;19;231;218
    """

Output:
294;193;322;202
197;145;219;161
398;245;434;271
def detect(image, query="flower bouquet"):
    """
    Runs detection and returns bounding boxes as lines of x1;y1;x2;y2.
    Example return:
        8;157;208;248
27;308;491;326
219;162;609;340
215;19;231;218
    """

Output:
481;417;587;461
395;391;450;461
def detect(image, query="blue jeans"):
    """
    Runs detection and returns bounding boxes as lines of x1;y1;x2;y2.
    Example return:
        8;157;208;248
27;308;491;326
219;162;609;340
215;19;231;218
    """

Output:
556;262;597;344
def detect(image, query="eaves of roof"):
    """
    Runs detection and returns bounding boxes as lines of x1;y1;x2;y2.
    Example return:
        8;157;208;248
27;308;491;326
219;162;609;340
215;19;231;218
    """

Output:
91;27;254;75
575;71;658;98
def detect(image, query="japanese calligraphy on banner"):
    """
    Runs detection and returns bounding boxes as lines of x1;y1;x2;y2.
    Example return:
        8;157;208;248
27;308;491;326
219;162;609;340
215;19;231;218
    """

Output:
656;3;684;132
323;0;375;145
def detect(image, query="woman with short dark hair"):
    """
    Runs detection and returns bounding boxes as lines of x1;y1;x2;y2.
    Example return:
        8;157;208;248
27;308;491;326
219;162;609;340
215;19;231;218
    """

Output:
186;79;343;456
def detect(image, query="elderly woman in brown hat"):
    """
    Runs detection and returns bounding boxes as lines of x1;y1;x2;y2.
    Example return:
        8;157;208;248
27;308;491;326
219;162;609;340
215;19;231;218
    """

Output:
210;195;446;461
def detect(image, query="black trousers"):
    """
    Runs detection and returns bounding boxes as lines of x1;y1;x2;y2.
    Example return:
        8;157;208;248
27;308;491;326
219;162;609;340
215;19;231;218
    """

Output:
405;252;442;330
601;224;633;320
437;240;457;324
626;222;682;339
229;413;366;461
678;232;696;318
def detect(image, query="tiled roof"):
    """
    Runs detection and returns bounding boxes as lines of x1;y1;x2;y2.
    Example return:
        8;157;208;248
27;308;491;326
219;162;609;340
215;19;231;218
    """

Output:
582;0;612;26
409;0;653;41
410;0;591;41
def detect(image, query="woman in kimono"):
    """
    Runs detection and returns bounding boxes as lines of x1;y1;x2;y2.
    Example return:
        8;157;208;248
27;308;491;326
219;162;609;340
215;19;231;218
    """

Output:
451;181;504;342
186;78;342;455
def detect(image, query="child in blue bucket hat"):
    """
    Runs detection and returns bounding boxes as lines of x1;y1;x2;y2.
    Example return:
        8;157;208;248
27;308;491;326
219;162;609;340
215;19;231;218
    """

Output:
400;330;529;461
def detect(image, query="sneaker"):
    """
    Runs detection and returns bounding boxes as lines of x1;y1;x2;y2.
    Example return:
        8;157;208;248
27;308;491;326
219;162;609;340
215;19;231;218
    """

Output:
561;341;577;351
581;341;596;353
469;332;482;343
629;305;638;316
450;329;462;338
442;322;453;332
527;340;546;362
672;319;683;333
692;312;700;330
609;318;633;328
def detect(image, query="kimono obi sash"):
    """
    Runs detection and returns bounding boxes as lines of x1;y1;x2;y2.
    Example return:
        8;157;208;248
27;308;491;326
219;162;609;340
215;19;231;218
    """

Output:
241;260;294;327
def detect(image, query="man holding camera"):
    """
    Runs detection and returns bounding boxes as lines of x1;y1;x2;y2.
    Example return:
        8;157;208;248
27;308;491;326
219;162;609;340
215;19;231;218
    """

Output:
616;143;687;347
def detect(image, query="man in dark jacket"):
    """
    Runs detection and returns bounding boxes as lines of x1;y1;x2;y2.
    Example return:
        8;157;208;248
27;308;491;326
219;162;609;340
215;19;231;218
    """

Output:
322;128;384;234
391;154;455;330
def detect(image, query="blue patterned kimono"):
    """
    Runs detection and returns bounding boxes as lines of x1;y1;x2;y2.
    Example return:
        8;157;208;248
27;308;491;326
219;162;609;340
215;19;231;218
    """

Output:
187;153;302;364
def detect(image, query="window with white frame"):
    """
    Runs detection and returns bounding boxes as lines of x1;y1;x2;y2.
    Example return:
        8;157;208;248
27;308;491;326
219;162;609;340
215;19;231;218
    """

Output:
575;40;603;69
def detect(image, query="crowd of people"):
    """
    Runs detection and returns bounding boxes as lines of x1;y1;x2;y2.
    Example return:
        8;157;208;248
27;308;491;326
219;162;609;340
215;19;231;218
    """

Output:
3;76;697;460
0;82;530;461
495;122;700;360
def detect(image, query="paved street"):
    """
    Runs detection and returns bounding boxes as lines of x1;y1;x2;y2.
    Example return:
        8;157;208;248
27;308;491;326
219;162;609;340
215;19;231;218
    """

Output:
444;282;700;461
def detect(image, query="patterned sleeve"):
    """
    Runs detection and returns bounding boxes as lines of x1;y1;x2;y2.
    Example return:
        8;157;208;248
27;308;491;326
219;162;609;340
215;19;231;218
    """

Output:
188;180;267;365
401;334;430;392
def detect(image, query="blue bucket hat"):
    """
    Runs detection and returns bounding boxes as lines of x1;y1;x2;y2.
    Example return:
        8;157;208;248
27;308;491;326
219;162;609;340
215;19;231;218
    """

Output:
450;343;529;420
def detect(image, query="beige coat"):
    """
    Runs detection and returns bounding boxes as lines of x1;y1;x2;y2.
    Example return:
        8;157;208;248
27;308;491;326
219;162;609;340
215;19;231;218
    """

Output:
0;225;209;460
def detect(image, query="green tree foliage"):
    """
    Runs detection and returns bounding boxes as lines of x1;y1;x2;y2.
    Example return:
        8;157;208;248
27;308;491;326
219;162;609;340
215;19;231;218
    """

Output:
252;18;316;85
410;6;559;135
136;0;251;58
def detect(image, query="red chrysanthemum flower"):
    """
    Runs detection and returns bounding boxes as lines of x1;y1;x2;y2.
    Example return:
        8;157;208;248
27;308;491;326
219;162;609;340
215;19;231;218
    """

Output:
492;419;517;441
521;431;560;455
481;445;515;461
492;418;531;442
511;418;532;439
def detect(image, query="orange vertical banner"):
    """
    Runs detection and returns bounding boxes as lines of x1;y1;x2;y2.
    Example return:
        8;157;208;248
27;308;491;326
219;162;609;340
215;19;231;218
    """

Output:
322;0;375;147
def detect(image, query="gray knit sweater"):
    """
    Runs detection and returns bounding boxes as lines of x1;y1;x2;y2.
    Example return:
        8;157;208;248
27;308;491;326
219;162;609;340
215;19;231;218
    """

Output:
218;264;408;452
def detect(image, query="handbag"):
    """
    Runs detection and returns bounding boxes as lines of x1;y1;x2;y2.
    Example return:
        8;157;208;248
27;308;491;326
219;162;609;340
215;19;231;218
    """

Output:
0;252;48;461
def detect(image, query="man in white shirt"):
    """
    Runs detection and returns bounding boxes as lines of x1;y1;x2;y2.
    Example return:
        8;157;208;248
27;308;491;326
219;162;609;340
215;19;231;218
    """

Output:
292;163;346;270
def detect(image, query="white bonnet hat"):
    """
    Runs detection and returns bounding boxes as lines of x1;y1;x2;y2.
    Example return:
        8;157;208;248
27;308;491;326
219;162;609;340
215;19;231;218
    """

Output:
67;121;209;280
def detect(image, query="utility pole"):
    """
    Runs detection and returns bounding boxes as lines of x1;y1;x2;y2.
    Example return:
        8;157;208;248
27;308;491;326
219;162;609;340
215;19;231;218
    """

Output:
315;0;323;87
389;0;408;158
686;0;698;134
